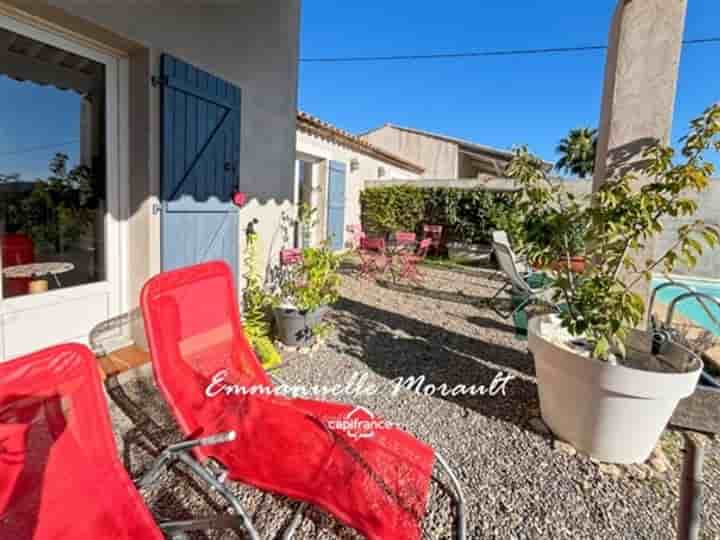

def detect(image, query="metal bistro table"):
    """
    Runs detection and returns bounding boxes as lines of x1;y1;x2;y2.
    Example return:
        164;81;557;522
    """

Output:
383;239;417;283
3;262;75;293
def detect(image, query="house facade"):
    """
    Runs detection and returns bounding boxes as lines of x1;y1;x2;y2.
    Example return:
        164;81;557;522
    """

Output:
361;124;519;180
0;1;301;359
295;112;423;250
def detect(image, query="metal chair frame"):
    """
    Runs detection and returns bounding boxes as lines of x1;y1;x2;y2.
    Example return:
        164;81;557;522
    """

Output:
490;242;558;319
140;263;467;540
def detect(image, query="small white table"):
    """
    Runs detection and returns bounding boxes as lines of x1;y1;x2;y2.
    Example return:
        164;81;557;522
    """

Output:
3;262;75;290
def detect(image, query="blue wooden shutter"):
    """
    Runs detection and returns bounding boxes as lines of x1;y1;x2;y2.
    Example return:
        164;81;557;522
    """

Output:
327;161;347;251
160;54;241;276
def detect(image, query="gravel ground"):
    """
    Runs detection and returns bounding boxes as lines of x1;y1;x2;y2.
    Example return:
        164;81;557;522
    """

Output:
107;263;720;540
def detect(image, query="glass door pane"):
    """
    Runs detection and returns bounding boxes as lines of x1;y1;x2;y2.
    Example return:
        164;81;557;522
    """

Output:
0;28;106;298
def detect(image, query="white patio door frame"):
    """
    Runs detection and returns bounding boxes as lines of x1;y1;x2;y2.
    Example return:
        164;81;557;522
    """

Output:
0;11;129;360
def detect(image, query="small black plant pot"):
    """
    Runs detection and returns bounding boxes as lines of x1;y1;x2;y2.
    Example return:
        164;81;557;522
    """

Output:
273;305;330;347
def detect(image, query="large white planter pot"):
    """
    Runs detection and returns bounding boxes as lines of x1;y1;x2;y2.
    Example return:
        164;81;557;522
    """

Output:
528;315;701;464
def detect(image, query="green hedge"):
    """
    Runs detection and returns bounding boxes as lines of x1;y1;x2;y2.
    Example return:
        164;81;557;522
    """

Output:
360;186;518;244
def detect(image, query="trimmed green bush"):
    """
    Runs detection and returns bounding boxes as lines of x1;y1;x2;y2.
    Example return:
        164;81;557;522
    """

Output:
359;186;426;236
360;185;518;244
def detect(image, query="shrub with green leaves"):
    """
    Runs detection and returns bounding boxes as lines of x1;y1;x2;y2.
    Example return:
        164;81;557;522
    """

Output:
278;243;342;312
242;232;284;368
242;232;273;341
360;186;426;235
360;185;516;244
506;104;720;360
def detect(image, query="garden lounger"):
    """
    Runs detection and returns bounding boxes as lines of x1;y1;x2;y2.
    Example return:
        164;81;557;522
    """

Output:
491;230;528;275
491;241;558;319
0;343;250;540
140;260;466;540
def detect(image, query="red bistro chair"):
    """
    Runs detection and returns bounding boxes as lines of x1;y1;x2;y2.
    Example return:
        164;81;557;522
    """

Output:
399;238;433;283
280;247;303;266
422;224;443;255
140;261;466;540
393;231;417;246
0;344;249;540
358;236;388;279
346;224;366;250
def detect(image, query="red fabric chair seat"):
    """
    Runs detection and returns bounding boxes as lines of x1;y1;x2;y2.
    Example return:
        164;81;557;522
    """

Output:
0;345;163;540
141;261;435;540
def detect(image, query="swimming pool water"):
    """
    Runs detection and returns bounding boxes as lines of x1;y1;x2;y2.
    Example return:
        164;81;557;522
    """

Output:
651;277;720;336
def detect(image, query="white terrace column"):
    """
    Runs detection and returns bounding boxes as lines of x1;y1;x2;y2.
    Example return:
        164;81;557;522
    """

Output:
593;0;688;305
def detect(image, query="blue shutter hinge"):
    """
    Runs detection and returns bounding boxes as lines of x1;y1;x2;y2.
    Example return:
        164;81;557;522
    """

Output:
152;202;164;215
151;75;168;87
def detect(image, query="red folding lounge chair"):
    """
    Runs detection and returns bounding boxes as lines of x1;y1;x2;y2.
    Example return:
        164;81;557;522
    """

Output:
0;344;254;540
141;261;466;540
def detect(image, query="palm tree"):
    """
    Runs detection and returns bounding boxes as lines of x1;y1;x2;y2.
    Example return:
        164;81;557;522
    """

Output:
555;127;598;178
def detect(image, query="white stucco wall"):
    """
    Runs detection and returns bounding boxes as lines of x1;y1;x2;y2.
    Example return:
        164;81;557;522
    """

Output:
561;179;720;280
296;130;420;249
362;125;458;178
13;1;301;347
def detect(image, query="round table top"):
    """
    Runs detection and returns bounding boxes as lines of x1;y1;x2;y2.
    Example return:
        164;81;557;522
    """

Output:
3;262;74;279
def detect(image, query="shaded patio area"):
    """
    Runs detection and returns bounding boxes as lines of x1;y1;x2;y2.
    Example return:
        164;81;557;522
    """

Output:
107;264;720;539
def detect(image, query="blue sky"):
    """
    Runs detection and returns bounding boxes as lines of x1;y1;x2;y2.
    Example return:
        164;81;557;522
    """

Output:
299;1;720;168
0;75;81;181
1;2;718;181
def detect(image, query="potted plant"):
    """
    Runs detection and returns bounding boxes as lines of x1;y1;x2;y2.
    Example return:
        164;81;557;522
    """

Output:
506;104;720;463
549;218;588;273
273;242;342;347
242;222;282;369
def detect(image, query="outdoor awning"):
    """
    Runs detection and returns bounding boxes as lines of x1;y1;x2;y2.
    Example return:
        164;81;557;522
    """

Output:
0;27;103;94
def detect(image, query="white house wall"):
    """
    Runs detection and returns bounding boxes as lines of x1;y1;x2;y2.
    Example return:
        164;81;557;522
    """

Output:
296;130;420;249
362;125;458;179
9;1;301;348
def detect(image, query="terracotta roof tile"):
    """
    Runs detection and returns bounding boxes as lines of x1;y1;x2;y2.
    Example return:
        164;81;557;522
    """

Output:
297;111;425;174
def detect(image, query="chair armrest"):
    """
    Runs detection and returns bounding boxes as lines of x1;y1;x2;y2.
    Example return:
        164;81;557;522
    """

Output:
136;431;236;489
166;431;236;452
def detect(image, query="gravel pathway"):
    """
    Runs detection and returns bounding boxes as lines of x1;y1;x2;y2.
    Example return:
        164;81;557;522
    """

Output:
108;264;719;540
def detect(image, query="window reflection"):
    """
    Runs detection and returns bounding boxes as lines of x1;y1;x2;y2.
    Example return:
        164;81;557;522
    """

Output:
0;29;106;298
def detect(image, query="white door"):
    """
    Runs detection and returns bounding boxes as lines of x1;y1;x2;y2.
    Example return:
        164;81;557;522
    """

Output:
0;13;124;360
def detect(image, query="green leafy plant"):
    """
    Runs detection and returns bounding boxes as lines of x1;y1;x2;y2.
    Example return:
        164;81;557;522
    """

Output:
311;321;335;340
242;230;279;368
556;127;598;179
278;243;342;312
360;185;515;244
297;201;318;248
360;185;426;235
252;335;282;369
15;153;102;251
506;104;720;360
